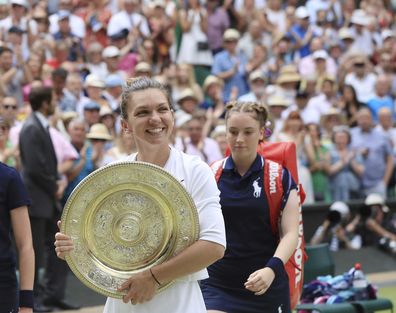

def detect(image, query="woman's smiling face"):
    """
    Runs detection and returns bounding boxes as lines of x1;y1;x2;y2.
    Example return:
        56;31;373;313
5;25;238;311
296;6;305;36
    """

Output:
121;88;174;149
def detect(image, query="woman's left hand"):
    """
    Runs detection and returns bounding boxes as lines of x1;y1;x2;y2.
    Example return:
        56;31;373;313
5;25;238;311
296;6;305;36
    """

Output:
244;267;275;296
117;270;158;305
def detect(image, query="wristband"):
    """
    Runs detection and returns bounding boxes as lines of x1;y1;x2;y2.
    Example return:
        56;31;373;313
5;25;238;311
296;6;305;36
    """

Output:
19;290;34;308
150;268;162;286
265;257;284;277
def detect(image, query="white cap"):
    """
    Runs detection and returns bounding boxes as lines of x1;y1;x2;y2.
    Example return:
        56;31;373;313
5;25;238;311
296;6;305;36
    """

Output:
339;27;354;40
313;49;328;60
330;201;350;219
295;6;309;19
84;74;105;88
174;110;192;128
10;0;29;8
102;46;120;58
381;29;395;41
351;9;368;26
365;193;384;206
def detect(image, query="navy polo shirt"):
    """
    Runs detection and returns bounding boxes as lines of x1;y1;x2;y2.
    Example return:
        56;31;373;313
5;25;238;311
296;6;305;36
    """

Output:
0;163;31;286
207;154;296;291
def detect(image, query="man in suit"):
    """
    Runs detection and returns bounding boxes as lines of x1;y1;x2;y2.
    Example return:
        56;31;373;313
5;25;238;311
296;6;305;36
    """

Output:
19;86;78;312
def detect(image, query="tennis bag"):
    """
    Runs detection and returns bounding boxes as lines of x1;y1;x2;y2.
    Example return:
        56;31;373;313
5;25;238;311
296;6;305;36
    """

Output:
212;141;307;309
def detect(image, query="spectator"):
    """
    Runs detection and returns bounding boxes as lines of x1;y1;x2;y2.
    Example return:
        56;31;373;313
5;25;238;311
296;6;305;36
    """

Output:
63;119;102;204
298;38;337;78
289;6;317;58
174;114;222;164
346;193;396;248
171;63;204;104
107;0;150;41
275;65;301;102
0;117;18;168
177;0;213;83
327;125;364;201
82;101;101;128
351;108;394;197
0;46;27;107
238;70;266;102
103;128;136;165
49;0;86;39
306;75;337;121
206;0;229;55
311;201;353;251
349;9;375;56
86;42;108;80
52;11;85;63
201;74;225;110
176;89;200;115
210;123;227;157
366;75;394;123
51;67;77;112
75;0;112;49
305;122;331;202
19;86;76;311
336;84;364;127
103;74;124;111
267;94;290;139
344;54;377;104
212;28;249;102
102;45;128;79
86;122;113;168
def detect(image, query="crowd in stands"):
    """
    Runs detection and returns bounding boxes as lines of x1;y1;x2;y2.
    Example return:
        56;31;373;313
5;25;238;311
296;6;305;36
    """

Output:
1;0;396;205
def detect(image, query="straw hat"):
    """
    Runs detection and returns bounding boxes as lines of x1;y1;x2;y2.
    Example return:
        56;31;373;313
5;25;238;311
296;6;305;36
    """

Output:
249;70;266;82
177;88;198;104
338;27;354;40
276;66;301;84
61;111;78;122
135;62;151;73
86;123;113;140
99;106;114;117
223;28;240;41
267;94;290;107
203;75;223;92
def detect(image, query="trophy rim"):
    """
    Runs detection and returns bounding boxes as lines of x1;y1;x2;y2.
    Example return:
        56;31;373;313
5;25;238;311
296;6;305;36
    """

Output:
61;161;200;298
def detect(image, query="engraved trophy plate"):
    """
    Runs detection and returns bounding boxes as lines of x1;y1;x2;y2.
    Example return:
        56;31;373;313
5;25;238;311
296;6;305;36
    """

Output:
61;161;199;298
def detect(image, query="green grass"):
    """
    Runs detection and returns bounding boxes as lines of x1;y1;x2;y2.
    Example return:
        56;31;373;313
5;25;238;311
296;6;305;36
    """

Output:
378;285;396;309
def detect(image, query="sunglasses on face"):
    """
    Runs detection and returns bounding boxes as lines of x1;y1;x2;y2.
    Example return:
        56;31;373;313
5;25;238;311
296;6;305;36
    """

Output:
3;104;17;110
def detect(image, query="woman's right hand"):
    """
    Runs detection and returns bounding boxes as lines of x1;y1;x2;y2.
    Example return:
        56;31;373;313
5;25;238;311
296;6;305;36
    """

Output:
54;220;74;260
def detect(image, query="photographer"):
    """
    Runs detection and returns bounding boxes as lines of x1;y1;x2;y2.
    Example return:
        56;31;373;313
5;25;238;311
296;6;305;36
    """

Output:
311;201;354;251
346;194;396;249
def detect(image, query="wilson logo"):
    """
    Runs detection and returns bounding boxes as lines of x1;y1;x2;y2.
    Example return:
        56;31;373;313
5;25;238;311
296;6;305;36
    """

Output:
294;193;304;286
269;162;280;194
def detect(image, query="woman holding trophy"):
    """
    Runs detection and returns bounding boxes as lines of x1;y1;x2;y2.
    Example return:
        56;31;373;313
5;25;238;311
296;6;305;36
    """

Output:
54;77;226;312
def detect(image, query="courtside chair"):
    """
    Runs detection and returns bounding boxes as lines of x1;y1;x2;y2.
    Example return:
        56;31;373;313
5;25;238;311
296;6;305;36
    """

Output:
296;244;394;313
296;244;356;312
350;298;393;313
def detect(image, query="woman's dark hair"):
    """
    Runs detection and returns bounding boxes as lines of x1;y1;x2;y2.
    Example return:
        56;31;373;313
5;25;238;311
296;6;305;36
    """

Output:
29;86;53;111
120;77;174;119
342;84;359;104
